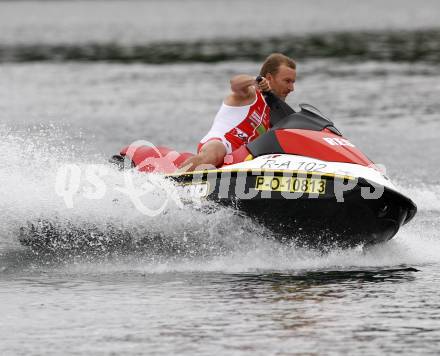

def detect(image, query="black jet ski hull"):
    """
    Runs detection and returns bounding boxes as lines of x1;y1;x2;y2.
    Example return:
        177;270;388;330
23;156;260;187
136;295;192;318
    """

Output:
173;169;416;248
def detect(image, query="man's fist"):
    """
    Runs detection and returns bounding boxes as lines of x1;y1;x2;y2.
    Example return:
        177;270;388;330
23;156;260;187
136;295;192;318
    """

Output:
256;76;271;92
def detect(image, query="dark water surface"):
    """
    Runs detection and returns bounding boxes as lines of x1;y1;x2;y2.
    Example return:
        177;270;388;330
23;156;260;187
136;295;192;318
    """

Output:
2;262;439;355
1;1;440;355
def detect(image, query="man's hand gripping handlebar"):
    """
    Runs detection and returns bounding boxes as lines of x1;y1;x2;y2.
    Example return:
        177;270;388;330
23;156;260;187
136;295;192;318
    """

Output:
255;75;271;93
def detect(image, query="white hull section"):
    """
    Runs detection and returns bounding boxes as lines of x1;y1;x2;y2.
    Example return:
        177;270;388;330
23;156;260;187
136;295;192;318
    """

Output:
219;154;398;192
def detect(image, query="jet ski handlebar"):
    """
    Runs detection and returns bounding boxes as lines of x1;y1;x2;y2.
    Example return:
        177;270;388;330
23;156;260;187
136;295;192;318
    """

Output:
255;75;295;125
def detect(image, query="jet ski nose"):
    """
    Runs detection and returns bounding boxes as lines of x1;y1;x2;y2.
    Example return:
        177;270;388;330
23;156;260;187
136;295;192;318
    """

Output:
377;203;390;218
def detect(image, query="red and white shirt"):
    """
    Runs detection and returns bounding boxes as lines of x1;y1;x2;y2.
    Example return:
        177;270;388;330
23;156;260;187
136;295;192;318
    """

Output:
198;90;270;154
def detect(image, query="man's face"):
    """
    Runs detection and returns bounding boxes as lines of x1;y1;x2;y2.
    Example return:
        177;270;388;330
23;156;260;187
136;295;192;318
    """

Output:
266;65;296;101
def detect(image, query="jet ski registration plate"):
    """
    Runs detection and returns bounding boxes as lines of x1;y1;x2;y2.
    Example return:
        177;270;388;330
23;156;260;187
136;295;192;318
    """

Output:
255;176;326;194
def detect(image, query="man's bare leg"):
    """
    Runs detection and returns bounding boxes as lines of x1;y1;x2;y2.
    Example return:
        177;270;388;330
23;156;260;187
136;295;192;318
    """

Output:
179;140;227;172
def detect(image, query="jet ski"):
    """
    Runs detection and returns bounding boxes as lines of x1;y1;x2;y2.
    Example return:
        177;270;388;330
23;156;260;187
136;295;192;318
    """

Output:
110;83;417;248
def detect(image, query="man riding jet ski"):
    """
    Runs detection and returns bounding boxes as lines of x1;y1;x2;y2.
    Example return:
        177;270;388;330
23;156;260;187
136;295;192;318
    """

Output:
111;55;417;248
181;53;296;172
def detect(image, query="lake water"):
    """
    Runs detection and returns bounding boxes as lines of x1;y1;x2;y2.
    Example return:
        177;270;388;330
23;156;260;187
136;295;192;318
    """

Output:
1;1;440;355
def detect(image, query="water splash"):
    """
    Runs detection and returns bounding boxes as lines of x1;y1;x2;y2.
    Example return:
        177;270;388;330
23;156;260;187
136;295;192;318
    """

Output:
0;129;272;257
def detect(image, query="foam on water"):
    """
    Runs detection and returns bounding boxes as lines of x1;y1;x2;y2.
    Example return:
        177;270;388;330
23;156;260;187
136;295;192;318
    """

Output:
1;130;438;274
52;226;438;276
0;129;270;255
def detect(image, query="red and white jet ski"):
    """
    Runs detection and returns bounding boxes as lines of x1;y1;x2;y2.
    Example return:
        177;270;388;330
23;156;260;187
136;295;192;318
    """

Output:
111;88;417;248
